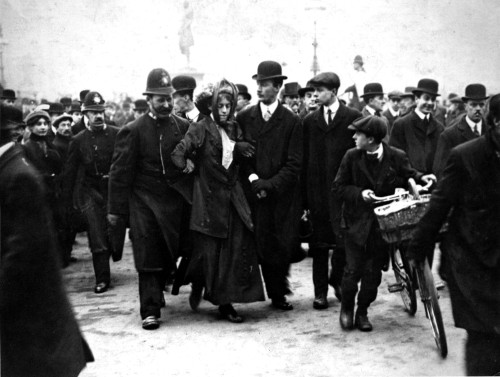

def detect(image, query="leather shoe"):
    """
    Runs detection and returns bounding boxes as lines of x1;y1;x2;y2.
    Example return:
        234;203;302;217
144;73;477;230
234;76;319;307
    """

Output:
219;304;243;323
272;297;294;311
313;294;329;310
339;303;354;330
355;314;373;332
189;284;203;311
142;316;160;330
94;282;109;294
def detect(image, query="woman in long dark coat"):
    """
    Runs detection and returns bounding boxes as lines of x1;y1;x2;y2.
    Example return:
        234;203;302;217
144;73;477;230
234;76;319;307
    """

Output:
172;79;265;323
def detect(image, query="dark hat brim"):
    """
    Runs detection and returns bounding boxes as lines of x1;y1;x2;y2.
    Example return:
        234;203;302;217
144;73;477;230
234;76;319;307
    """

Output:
82;104;106;112
461;95;490;102
172;88;195;96
1;96;17;100
143;87;174;96
412;88;441;97
347;124;358;131
298;87;314;96
359;92;385;98
252;74;288;81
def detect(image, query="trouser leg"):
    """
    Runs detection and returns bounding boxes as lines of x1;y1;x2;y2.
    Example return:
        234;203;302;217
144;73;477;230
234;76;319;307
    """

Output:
466;330;500;376
139;272;163;319
330;245;346;289
341;238;364;309
92;251;111;285
311;246;329;296
261;261;291;300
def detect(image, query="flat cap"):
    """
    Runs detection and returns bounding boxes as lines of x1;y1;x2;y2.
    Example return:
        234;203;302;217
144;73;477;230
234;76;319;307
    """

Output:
52;114;73;128
348;115;387;140
309;72;341;90
387;90;404;100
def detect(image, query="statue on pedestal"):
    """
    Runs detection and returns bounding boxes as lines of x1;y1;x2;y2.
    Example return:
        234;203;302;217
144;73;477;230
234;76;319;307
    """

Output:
178;1;194;67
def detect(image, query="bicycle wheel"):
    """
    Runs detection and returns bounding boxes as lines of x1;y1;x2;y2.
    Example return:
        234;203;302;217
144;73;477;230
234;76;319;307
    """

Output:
415;260;448;358
390;245;417;315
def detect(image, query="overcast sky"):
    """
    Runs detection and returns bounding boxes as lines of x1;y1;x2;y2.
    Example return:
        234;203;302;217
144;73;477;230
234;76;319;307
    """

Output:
2;0;499;102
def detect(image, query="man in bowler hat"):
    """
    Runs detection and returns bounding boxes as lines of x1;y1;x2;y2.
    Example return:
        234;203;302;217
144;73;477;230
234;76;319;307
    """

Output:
281;82;301;114
433;84;489;178
360;83;390;138
236;60;303;310
407;93;500;376
382;90;403;133
302;72;362;309
172;74;207;123
236;84;252;113
108;68;193;330
298;81;317;120
332;116;435;331
1;88;17;106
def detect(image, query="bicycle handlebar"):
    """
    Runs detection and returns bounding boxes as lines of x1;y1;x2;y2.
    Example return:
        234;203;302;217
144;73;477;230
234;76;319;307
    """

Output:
368;178;433;203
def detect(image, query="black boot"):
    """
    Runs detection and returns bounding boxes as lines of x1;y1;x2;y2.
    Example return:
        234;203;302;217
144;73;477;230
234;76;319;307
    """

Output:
355;308;373;332
339;301;354;330
219;304;243;323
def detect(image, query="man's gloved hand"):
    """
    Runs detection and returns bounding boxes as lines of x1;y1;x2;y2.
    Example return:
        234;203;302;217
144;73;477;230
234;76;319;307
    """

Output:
107;214;121;227
235;142;255;158
251;179;273;194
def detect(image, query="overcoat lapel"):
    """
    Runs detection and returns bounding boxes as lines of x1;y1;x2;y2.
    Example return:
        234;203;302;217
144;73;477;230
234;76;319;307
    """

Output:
258;102;285;136
314;107;328;132
206;117;223;150
250;104;266;136
457;117;476;142
330;104;347;132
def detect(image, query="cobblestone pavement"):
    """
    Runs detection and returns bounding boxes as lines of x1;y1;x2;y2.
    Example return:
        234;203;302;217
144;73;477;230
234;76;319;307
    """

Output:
64;234;466;376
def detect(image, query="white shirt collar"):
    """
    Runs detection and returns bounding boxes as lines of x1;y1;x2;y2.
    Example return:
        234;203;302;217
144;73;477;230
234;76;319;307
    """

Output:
465;116;482;133
0;142;15;158
260;99;279;116
389;106;399;117
186;106;200;122
365;105;377;116
324;100;340;115
366;143;384;161
414;108;430;121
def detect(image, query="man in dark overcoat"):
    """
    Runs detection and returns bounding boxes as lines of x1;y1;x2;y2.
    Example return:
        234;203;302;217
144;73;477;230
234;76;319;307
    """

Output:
332;116;434;331
108;68;193;330
71;89;90;136
0;105;94;376
433;84;488;178
236;61;303;310
172;74;209;123
360;83;390;141
302;72;361;309
66;91;122;293
399;86;417;117
298;81;317;120
407;93;500;376
389;78;444;178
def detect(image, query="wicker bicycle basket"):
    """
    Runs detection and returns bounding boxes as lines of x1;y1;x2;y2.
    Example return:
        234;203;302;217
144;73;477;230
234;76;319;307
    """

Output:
374;194;432;244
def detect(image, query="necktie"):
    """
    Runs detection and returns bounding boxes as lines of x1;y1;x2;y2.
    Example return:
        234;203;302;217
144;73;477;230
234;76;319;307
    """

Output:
328;109;333;126
375;110;381;117
263;107;272;122
473;124;479;137
366;152;379;162
423;116;430;126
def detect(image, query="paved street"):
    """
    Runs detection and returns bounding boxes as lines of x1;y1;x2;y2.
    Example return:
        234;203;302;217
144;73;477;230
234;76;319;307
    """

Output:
64;234;466;376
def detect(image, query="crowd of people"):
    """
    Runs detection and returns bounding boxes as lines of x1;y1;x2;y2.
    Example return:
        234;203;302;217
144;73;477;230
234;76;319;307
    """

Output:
1;56;499;376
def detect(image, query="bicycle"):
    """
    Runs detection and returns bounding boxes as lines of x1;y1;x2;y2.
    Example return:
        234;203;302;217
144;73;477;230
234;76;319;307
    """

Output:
369;179;448;358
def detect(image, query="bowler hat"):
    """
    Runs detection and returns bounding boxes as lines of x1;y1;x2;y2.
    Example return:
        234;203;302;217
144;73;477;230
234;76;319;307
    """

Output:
79;90;90;104
172;75;197;95
48;102;65;114
143;68;174;96
281;82;301;97
400;87;417;99
236;84;252;100
134;99;149;111
252;61;287;81
412;79;440;97
298;81;314;97
353;55;364;65
1;105;25;129
348;115;387;140
309;72;341;90
25;110;50;126
387;90;403;100
70;101;81;113
52;114;73;128
1;89;16;100
462;83;489;102
81;91;106;112
360;83;384;98
447;92;458;100
60;97;72;106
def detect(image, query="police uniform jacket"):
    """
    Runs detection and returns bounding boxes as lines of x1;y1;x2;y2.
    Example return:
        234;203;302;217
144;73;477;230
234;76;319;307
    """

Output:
389;111;444;174
172;117;252;237
332;143;422;247
302;102;361;244
236;101;303;264
407;129;500;334
0;143;93;376
108;112;193;271
433;115;485;178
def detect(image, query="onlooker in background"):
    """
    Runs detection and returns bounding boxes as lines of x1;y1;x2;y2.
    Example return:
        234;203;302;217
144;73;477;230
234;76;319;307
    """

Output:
114;101;135;127
280;82;301;114
399;86;416;116
236;84;252;113
382;90;403;133
1;88;16;106
298;81;317;120
360;83;390;140
133;99;149;119
60;96;73;113
70;100;83;125
446;96;466;128
72;90;91;135
1;105;26;143
104;102;117;125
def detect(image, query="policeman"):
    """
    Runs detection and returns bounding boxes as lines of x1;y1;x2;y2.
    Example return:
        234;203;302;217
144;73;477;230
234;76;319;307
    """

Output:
65;91;122;293
108;68;193;330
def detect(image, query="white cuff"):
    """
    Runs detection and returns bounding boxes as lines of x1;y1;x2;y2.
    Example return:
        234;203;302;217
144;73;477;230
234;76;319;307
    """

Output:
249;174;259;182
